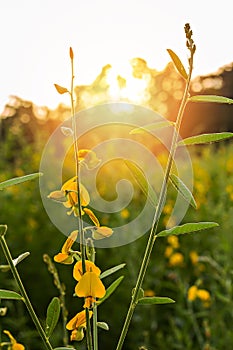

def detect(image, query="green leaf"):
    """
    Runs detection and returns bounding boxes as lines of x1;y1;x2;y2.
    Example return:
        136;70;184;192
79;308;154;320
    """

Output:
167;49;188;80
97;322;109;331
97;276;124;306
124;160;158;207
100;263;126;279
138;296;175;305
169;174;197;209
0;225;7;237
45;297;61;338
178;132;233;146
130;121;173;134
157;222;219;238
0;173;43;190
189;95;233;104
0;289;23;300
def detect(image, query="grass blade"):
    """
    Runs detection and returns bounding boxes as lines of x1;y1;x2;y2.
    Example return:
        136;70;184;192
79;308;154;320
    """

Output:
167;49;188;80
189;95;233;104
0;172;43;190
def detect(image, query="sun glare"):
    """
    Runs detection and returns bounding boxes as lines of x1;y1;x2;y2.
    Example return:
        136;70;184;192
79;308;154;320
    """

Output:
106;61;149;104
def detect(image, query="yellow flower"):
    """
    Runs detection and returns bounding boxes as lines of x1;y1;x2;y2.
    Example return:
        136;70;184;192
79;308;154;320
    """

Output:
73;260;101;281
164;246;173;258
169;252;184;267
120;209;130;219
3;330;25;350
92;226;113;240
83;207;100;226
78;149;101;169
48;176;90;216
196;289;211;302
189;251;199;265
167;235;179;249
75;271;106;308
66;309;93;341
187;285;198;301
54;230;78;264
144;289;155;297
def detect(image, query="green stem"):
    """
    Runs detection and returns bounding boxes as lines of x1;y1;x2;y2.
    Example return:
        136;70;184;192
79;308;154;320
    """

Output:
0;236;53;350
116;51;194;350
86;308;93;350
70;53;86;274
93;303;98;350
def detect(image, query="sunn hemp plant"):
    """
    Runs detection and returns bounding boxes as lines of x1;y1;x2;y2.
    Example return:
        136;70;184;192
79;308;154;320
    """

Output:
1;23;233;350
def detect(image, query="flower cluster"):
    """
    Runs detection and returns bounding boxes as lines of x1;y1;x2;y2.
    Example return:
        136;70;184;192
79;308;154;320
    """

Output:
164;235;184;267
48;150;113;342
187;285;211;308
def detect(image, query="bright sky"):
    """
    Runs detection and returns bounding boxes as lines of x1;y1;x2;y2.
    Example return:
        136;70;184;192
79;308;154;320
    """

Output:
0;0;232;111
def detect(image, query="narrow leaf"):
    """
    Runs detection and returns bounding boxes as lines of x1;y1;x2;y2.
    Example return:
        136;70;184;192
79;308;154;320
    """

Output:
138;296;175;305
0;225;7;237
45;297;61;338
178;132;233;146
130;121;173;134
0;289;23;300
13;252;30;266
169;174;197;209
124;160;158;207
0;173;43;190
157;222;219;238
97;322;109;331
97;276;124;306
167;49;188;80
54;84;69;95
189;95;233;104
100;263;126;279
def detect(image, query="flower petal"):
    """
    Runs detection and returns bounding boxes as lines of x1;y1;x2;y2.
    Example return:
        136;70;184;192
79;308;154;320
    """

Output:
75;271;106;298
73;260;101;281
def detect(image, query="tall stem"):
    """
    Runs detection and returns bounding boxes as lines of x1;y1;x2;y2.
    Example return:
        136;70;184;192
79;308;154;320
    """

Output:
116;50;194;350
0;236;53;350
70;51;86;273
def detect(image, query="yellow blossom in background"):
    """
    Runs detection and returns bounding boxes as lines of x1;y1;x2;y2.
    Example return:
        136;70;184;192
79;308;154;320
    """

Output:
144;289;155;297
3;330;25;350
54;230;78;264
164;246;173;258
187;285;198;301
226;158;233;173
169;252;184;267
120;208;130;219
196;289;211;302
73;260;101;281
189;250;199;265
167;235;179;249
226;184;233;201
163;202;173;215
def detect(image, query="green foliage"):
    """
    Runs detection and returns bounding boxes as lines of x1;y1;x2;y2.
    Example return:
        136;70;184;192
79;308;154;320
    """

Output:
157;222;219;238
45;297;61;338
0;289;23;300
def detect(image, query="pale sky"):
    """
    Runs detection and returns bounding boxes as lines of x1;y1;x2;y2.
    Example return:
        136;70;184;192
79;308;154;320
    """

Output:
0;0;232;111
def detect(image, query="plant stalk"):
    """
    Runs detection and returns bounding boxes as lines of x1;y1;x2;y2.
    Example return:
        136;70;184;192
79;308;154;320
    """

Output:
0;236;54;350
116;50;194;350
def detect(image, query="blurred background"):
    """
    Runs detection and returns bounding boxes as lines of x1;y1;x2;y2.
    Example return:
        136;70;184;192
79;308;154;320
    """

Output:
1;1;233;349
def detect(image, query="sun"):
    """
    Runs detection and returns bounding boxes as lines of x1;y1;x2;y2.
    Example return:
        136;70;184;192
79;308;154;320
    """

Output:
105;60;149;104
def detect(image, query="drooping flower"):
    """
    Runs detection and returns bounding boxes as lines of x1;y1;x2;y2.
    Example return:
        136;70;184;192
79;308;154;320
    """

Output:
48;176;90;216
3;330;25;350
75;271;106;308
73;260;105;308
66;309;93;341
92;226;113;240
73;260;101;281
54;230;78;264
78;149;101;170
